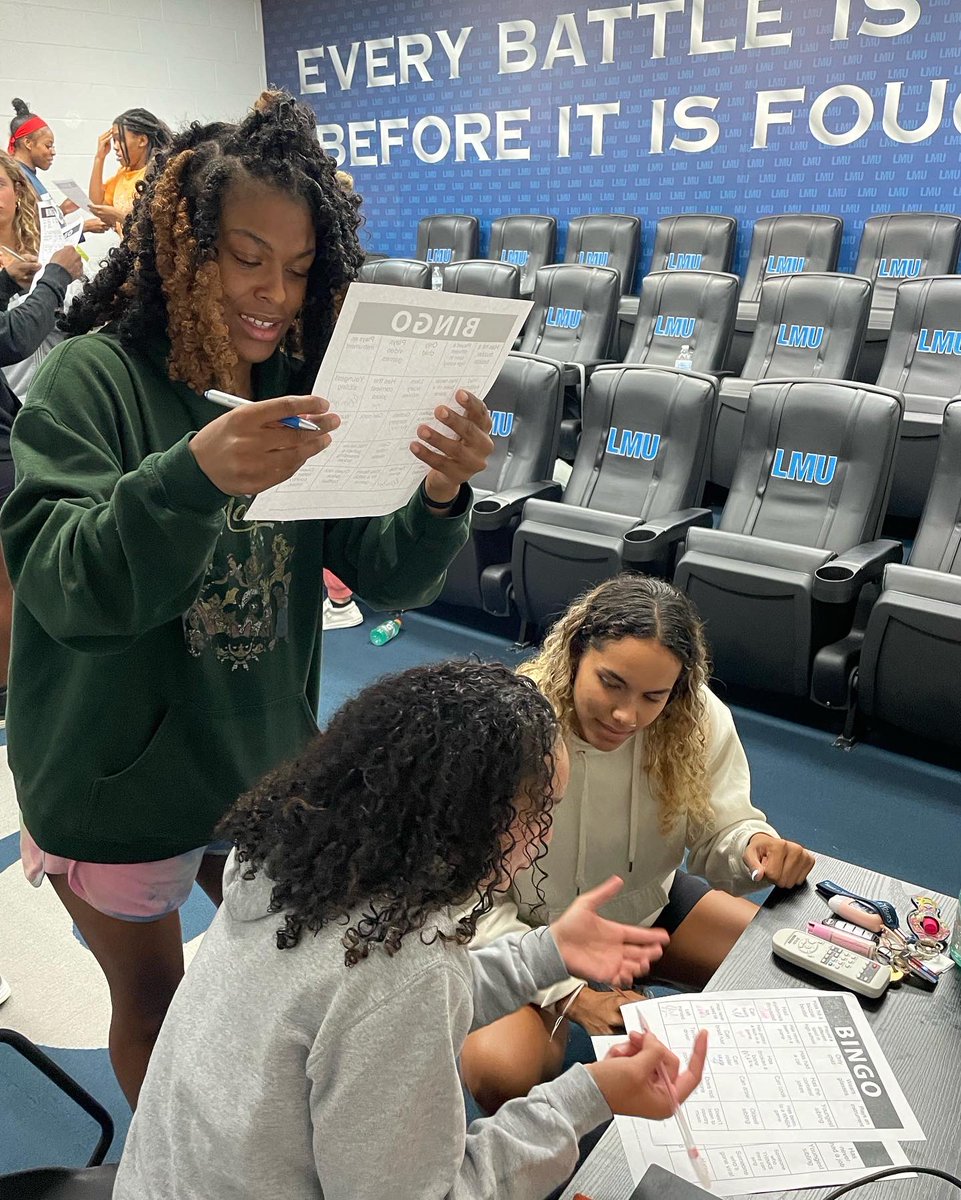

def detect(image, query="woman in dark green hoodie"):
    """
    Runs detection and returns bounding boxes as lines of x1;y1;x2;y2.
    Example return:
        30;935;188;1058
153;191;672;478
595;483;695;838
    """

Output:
0;91;491;1107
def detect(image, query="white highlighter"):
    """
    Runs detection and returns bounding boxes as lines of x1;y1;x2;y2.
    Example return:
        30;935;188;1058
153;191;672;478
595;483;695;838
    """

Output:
826;895;885;932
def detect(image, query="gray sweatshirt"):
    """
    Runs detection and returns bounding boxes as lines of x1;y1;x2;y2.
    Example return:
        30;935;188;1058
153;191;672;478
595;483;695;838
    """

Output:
113;852;611;1200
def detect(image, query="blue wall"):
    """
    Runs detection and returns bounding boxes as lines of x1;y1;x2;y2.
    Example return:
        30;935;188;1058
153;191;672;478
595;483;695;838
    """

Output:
263;0;961;283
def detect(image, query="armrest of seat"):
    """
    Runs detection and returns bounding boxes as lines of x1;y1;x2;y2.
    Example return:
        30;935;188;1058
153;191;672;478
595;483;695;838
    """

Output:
520;498;639;539
684;526;834;573
812;539;903;604
622;508;713;564
472;480;562;530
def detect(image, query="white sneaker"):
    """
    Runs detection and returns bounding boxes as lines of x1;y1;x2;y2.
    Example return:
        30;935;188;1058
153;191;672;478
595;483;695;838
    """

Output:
322;598;364;630
0;975;10;1006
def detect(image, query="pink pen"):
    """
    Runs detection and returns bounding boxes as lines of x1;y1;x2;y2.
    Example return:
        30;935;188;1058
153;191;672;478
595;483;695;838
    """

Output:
634;1011;712;1191
807;921;877;959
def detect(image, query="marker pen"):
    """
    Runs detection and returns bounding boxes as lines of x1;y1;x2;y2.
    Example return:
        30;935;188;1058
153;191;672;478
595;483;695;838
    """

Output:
204;389;321;432
807;921;877;959
827;895;884;932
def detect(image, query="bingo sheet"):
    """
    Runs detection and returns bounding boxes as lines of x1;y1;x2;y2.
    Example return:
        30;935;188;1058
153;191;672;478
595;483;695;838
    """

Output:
246;282;531;522
622;990;924;1146
612;1114;911;1197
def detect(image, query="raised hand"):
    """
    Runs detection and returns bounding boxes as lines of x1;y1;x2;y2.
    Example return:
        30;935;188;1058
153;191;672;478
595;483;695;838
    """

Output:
550;876;669;987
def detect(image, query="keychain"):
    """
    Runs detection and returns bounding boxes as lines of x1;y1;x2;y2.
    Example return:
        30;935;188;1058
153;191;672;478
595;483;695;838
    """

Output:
907;895;951;945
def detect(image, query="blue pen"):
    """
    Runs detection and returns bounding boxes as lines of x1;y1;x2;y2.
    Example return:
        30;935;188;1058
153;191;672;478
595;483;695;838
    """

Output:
203;388;321;432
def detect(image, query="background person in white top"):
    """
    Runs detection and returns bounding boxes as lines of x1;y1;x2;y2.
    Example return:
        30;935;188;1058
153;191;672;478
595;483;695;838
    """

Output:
461;575;814;1114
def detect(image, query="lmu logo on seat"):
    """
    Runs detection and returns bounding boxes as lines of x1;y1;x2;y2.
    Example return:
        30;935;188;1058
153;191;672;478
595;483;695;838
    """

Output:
546;306;583;329
606;428;661;460
771;448;837;484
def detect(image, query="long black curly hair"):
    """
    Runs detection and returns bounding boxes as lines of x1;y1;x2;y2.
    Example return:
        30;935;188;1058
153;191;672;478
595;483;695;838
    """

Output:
219;661;560;965
63;90;363;394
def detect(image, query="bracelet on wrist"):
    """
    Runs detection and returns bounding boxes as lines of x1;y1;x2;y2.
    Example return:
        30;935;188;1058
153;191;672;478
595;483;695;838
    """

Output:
420;480;457;510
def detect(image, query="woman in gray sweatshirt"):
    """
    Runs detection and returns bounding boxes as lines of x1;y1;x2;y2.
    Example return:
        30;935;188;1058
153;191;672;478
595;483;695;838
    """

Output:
115;660;706;1200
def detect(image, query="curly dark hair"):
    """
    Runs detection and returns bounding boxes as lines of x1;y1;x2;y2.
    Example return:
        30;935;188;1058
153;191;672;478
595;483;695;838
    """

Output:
219;661;560;965
63;90;363;394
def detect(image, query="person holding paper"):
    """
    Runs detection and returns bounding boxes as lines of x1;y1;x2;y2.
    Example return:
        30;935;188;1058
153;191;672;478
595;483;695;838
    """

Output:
461;575;814;1113
8;98;107;233
114;660;706;1200
0;90;492;1108
87;107;173;233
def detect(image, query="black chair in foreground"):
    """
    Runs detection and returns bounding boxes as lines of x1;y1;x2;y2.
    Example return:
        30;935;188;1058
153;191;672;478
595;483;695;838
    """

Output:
440;353;563;613
497;365;716;637
708;273;872;490
488;214;557;297
356;258;431;288
873;275;961;519
0;1029;116;1199
675;378;903;699
813;399;961;750
442;260;521;299
622;269;738;373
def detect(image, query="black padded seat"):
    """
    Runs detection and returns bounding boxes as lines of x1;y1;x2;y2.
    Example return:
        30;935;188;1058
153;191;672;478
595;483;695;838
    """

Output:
439;353;564;612
443;260;521;299
488;214;556;297
873;276;961;518
356;258;431;288
650;213;737;274
623;270;738;374
563;213;641;295
709;273;872;490
499;365;716;632
675;378;903;698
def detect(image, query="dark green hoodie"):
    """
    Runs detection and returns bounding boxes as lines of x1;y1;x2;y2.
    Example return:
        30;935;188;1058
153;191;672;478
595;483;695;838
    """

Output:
0;332;470;863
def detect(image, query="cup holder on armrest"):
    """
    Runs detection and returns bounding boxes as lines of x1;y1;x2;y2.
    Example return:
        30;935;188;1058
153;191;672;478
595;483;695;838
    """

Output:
473;499;500;514
815;564;856;583
623;527;658;544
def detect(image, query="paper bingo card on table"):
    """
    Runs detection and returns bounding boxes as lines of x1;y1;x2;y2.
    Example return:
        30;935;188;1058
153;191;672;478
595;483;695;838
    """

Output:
245;283;532;522
621;990;923;1145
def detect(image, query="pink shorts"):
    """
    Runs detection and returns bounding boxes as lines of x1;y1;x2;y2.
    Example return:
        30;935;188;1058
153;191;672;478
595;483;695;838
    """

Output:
20;824;233;923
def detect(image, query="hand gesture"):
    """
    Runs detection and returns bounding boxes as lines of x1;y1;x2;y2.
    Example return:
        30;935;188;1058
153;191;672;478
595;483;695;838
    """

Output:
89;203;123;229
96;129;114;159
588;1029;708;1120
189;395;340;496
2;256;41;290
83;217;110;234
550;876;669;987
412;389;493;505
744;834;815;888
566;986;647;1036
50;246;84;281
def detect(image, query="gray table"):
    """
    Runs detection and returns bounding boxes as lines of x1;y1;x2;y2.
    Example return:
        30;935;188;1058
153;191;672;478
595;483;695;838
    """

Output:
562;853;961;1200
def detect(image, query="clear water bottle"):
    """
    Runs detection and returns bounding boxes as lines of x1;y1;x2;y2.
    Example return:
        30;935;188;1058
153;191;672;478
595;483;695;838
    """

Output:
950;889;961;967
370;616;403;646
431;265;444;290
674;343;694;370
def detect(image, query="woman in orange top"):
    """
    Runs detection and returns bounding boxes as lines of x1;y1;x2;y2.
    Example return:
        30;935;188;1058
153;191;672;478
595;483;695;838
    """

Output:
88;108;172;233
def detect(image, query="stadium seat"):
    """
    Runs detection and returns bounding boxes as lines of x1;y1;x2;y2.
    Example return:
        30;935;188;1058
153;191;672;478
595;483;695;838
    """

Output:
415;213;480;285
873;275;961;518
497;366;716;634
675;378;903;698
516;263;620;457
356;258;432;288
442;260;521;299
649;213;737;273
622;270;738;373
708;273;872;490
731;213;843;372
852;212;961;382
814;400;961;749
439;353;564;612
488;214;557;297
563;213;641;295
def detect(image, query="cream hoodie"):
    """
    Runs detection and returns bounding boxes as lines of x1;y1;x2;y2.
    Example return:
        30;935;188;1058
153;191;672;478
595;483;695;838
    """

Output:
472;686;776;1005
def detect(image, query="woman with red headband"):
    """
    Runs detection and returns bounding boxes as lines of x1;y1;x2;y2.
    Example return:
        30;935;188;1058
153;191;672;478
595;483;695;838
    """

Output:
9;99;106;233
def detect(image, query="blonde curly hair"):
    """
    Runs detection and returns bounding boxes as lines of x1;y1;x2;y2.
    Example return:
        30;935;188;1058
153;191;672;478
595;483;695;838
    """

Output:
520;575;714;835
0;149;40;258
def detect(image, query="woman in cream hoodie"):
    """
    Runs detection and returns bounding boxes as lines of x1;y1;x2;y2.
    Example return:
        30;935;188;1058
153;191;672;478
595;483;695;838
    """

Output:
462;574;814;1112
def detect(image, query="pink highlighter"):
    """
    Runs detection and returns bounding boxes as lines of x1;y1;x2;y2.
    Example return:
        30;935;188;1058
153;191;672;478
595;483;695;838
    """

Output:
807;921;877;959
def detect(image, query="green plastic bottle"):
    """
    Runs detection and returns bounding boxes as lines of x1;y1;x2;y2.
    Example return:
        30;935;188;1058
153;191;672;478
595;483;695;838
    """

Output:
369;616;402;646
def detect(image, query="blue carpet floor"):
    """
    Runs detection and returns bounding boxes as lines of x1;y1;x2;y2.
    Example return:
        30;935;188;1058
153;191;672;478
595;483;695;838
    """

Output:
1;605;959;1174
